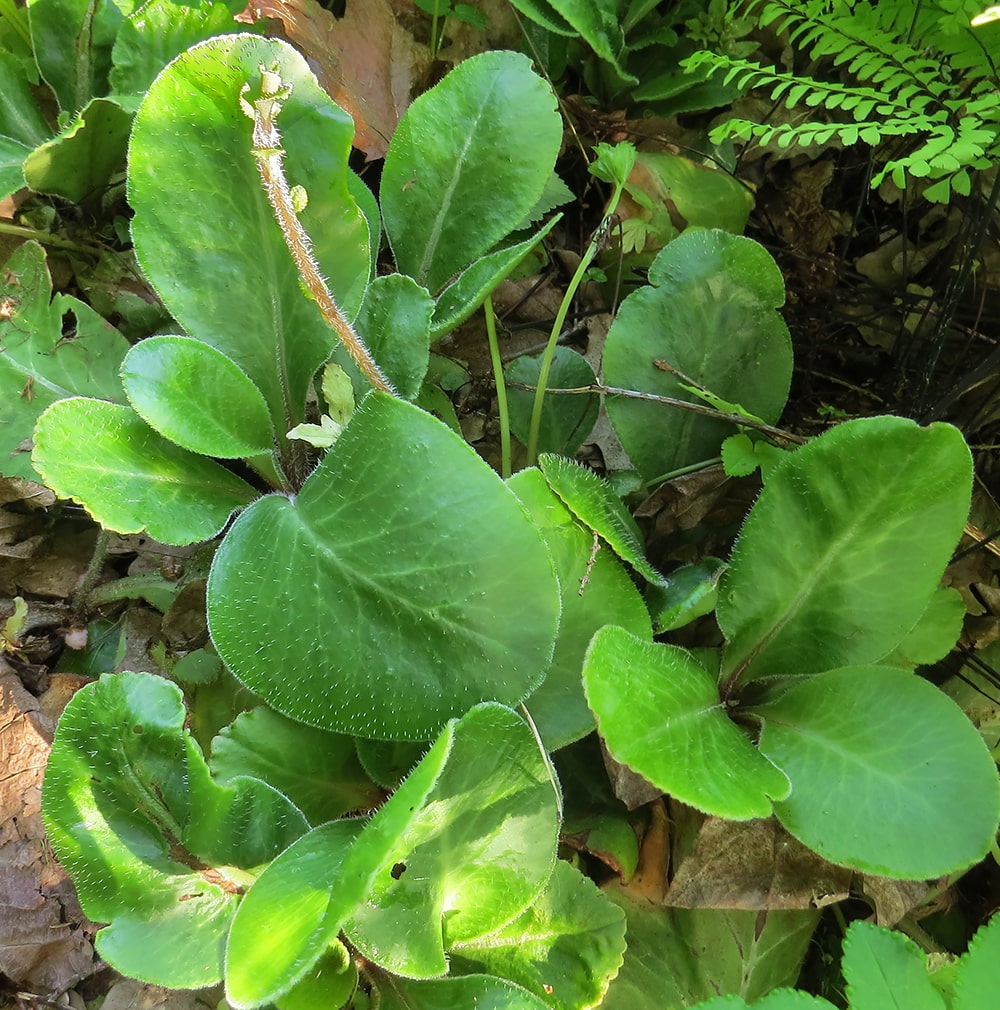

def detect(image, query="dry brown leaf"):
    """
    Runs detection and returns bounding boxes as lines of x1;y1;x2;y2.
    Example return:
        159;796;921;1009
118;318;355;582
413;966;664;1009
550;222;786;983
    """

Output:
0;662;95;992
858;875;935;927
665;816;851;911
240;0;425;159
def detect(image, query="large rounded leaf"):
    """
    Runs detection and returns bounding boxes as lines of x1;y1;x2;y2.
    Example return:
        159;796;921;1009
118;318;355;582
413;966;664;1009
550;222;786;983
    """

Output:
604;230;792;479
207;393;560;739
129;35;369;430
122;336;273;458
754;667;1000;878
719;416;973;682
381;50;561;293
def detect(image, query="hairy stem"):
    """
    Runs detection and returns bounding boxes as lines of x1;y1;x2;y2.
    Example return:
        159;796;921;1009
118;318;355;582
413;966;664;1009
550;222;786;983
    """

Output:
244;65;396;396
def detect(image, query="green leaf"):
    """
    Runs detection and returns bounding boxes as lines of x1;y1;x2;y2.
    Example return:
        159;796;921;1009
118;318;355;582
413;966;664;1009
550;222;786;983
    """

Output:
584;626;790;819
645;557;727;633
275;947;357;1010
601;883;818;1009
0;241;128;479
430;216;561;338
539;453;664;585
450;860;626;1010
22;96;131;202
0;136;30;200
754;666;1000;878
351;273;433;401
375;974;551;1010
507;348;600;457
346;703;561;977
228;725;454;1007
0;50;52;148
27;0;131;113
208;393;560;740
694;993;836;1009
32;398;256;544
881;585;966;668
354;737;426;790
129;35;369;432
589;141;637;188
841;920;945;1010
41;672;308;989
540;0;635;83
508;468;652;749
953;914;1000;1010
381;50;562;293
211;707;381;826
110;0;250;97
604;230;792;479
719;417;973;682
224;820;364;1009
121;335;274;458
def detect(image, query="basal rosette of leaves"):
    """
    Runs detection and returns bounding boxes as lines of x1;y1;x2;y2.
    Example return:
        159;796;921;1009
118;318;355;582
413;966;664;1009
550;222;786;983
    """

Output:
584;415;1000;879
43;673;625;1005
29;36;567;738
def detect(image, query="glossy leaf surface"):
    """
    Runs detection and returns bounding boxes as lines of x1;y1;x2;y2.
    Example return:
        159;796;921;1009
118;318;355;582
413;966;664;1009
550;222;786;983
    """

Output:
450;860;626;1010
507;348;600;458
211;707;381;825
121;336;273;458
604;230;792;478
508;468;651;749
33;398;256;544
225;821;363;1008
129;35;369;431
584;626;789;819
208;394;560;739
754;667;1000;877
346;704;561;977
719;417;972;682
376;975;550;1010
382;50;561;292
430;218;560;338
41;672;308;989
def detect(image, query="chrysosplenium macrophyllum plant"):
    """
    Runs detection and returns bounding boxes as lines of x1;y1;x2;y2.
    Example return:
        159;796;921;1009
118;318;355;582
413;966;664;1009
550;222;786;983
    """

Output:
22;29;999;1010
